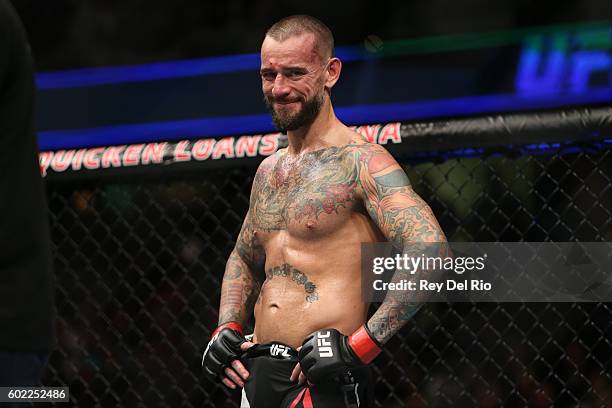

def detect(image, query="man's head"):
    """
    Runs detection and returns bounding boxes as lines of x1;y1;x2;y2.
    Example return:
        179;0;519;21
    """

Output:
261;15;341;132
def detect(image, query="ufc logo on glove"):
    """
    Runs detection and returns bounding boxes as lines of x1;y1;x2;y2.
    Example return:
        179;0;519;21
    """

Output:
317;331;334;357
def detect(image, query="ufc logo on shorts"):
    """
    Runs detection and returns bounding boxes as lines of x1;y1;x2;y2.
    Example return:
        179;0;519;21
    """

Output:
270;344;290;357
317;331;333;357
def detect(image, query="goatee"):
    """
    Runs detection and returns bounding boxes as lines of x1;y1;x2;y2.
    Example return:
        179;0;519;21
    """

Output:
264;91;325;132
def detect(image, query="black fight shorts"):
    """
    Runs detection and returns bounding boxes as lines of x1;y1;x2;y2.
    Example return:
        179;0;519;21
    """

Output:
242;342;373;408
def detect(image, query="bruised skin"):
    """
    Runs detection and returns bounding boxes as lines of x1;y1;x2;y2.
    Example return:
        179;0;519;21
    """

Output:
219;137;446;348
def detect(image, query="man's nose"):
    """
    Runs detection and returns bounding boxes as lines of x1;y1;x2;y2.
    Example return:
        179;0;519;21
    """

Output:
272;75;290;98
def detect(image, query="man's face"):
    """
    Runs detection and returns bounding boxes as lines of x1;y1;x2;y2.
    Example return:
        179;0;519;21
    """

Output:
260;33;328;132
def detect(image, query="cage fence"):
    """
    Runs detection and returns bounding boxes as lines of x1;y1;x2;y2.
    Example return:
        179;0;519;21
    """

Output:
42;139;612;407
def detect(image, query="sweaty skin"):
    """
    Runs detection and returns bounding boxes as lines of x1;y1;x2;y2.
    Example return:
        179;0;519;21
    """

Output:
250;136;385;348
221;129;445;347
213;30;446;389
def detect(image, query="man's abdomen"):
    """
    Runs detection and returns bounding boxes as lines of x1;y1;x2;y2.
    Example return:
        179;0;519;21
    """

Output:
253;276;368;348
252;212;384;348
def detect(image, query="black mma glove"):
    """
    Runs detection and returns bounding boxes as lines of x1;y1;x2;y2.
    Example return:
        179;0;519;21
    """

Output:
201;322;245;380
298;325;382;384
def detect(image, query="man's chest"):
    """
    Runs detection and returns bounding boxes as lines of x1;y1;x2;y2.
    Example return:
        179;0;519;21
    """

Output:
251;150;361;236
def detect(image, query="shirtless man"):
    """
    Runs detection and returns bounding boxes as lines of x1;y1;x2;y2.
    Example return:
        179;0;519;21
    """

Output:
202;15;446;408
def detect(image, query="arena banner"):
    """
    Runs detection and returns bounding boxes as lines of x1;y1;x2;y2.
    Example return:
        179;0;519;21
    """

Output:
38;105;612;178
38;123;402;177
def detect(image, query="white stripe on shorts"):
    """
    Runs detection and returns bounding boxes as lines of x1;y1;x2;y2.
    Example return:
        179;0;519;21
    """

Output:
240;389;251;408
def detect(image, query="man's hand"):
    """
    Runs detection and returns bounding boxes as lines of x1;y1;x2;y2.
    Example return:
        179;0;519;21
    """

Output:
202;322;254;389
294;325;382;384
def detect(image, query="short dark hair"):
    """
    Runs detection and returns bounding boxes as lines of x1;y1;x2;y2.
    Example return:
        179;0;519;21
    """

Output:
265;15;335;61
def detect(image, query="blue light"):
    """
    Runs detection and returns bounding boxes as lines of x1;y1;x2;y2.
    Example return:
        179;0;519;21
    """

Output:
515;29;612;97
37;88;612;150
570;51;612;93
409;139;611;162
515;34;568;96
35;46;365;90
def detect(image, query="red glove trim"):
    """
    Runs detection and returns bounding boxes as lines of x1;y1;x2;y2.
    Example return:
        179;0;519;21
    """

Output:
348;324;382;364
211;322;243;338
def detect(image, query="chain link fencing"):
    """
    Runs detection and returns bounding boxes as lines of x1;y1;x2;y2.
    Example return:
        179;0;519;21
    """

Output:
42;140;612;407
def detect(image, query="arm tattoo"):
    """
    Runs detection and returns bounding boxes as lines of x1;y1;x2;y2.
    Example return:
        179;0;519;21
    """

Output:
367;303;422;341
355;144;447;344
234;212;265;271
218;250;262;325
217;158;273;326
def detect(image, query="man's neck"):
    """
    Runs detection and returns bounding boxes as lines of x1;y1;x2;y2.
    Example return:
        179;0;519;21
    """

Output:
286;99;348;155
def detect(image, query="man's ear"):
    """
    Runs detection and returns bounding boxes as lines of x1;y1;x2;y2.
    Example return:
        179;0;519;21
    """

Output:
324;57;342;90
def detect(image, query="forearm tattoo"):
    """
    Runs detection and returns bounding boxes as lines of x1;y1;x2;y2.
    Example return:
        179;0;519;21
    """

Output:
217;160;272;326
355;144;447;344
218;250;262;325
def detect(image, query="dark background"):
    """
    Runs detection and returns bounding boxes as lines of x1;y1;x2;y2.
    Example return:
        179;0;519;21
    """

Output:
5;1;611;407
9;0;611;72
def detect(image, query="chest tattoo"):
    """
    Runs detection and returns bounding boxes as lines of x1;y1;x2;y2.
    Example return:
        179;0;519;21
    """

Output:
252;147;359;230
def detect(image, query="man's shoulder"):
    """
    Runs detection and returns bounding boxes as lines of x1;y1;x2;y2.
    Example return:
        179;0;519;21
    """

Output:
255;148;286;176
344;138;394;161
341;127;389;152
262;147;287;165
342;139;402;179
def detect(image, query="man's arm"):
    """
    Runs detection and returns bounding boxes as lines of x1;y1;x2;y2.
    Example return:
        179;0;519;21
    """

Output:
356;144;447;345
202;158;272;388
293;145;446;384
217;210;264;327
217;153;274;326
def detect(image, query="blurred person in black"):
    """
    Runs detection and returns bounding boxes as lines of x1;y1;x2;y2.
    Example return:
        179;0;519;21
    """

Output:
0;0;56;390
